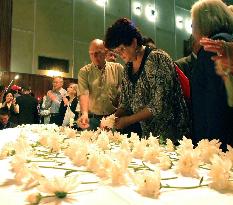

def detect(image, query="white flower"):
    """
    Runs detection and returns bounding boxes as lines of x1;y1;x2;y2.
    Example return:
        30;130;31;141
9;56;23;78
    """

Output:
109;131;125;143
120;138;131;151
176;136;194;155
195;139;221;163
38;175;80;195
63;127;77;138
209;154;232;190
72;145;88;167
78;130;97;141
115;149;132;170
159;153;172;170
96;131;110;150
96;153;113;178
108;161;127;185
143;146;160;164
0;142;14;159
132;140;147;159
147;133;160;147
166;139;175;152
129;132;140;144
14;135;32;155
86;150;100;172
100;114;116;129
26;193;41;205
176;149;200;178
133;168;160;198
11;155;43;186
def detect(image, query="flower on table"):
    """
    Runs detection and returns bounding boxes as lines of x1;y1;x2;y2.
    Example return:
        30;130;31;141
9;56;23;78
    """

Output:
129;132;140;144
176;149;200;178
176;136;194;155
166;139;175;152
0;142;14;159
108;161;127;185
11;155;43;186
96;131;110;150
26;175;80;204
26;193;42;205
143;146;160;164
78;130;97;142
62;127;77;138
195;139;221;163
108;131;126;143
159;152;172;170
147;133;160;147
38;175;80;198
220;145;233;167
86;150;100;172
72;145;89;167
132;140;147;159
14;135;32;155
120;138;131;151
133;168;161;198
115;149;132;170
100;114;116;129
95;153;113;178
208;154;232;190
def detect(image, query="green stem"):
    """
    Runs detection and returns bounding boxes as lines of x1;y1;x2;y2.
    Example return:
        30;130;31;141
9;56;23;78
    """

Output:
68;189;95;194
142;161;154;171
41;189;95;200
45;156;66;159
27;160;55;163
162;184;208;189
168;156;179;161
199;165;210;170
38;165;91;173
161;177;178;180
81;181;99;184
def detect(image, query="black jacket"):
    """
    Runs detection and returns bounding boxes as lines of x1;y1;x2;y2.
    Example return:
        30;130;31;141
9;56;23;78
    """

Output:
16;94;39;125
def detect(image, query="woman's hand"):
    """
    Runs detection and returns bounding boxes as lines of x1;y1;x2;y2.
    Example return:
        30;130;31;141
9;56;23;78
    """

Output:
63;97;69;106
114;116;132;129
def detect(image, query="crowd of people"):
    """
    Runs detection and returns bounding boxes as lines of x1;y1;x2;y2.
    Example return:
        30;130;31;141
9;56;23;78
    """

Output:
0;0;233;150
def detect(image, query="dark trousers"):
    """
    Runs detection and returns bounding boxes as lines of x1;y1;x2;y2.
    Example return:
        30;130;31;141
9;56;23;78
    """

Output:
49;114;61;125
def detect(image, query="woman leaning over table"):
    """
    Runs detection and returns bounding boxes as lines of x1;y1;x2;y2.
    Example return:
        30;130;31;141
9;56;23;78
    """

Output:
0;91;19;124
104;18;190;143
190;0;233;149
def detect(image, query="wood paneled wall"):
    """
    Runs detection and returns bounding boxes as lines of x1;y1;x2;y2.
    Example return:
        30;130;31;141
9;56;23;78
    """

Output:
0;72;78;100
0;0;12;71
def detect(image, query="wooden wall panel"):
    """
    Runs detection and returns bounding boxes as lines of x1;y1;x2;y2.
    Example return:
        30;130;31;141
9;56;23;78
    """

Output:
0;0;12;71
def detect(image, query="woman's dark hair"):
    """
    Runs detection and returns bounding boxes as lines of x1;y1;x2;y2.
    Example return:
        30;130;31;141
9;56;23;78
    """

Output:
104;18;143;49
2;91;14;103
142;36;156;49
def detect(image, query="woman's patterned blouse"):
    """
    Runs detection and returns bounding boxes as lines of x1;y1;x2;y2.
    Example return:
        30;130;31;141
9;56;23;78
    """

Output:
119;47;190;142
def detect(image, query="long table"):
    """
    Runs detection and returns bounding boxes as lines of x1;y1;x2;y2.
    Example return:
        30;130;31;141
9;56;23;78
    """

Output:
0;126;233;205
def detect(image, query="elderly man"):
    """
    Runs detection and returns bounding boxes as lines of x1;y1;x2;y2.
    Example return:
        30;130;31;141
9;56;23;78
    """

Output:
77;39;123;130
44;76;67;125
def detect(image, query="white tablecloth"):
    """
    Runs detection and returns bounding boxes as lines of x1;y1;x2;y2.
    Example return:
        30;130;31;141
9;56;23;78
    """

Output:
0;127;233;205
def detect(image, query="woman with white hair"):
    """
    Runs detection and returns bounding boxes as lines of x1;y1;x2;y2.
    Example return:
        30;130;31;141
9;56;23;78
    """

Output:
191;0;233;149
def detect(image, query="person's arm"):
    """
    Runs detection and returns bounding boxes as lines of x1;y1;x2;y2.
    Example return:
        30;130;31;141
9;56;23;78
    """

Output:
77;67;90;129
115;107;152;129
43;91;52;109
225;75;233;107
